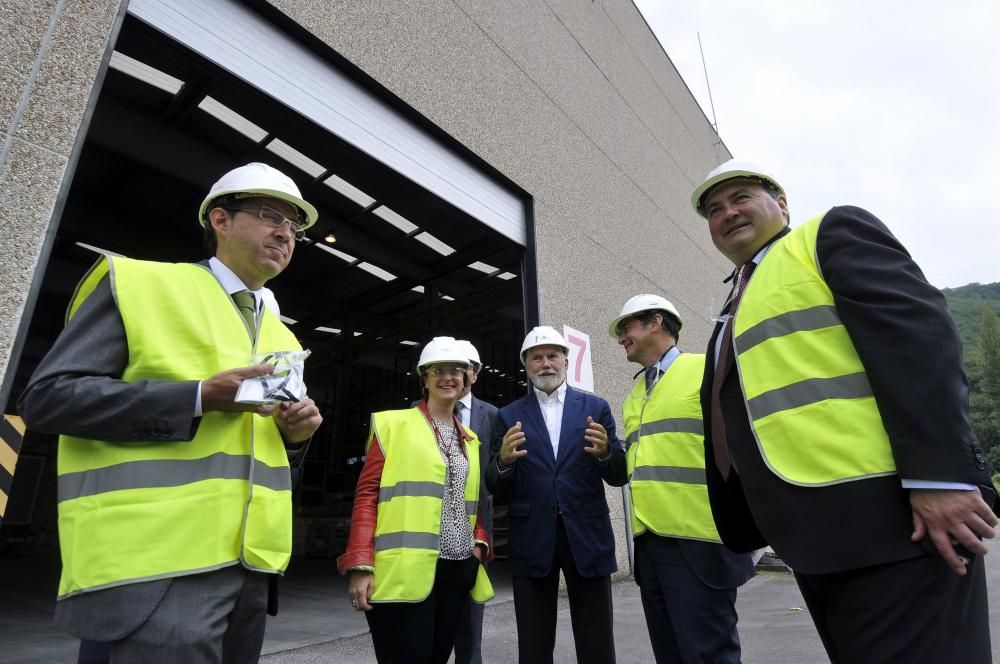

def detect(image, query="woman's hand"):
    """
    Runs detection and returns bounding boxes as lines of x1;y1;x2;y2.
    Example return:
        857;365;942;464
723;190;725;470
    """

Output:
348;570;375;611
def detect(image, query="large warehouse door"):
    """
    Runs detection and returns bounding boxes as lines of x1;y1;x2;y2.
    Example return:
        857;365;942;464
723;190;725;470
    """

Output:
129;0;527;246
1;3;533;659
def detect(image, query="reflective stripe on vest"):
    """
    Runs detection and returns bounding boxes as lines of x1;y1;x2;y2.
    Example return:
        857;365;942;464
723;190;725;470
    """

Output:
622;353;722;543
732;214;896;486
59;452;291;500
368;409;494;604
56;257;299;599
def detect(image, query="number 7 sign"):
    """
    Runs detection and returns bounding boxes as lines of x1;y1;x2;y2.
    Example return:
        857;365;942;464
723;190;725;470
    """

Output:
562;325;594;393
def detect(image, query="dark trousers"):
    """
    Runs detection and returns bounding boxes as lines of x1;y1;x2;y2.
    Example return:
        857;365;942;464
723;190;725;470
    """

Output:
366;556;479;664
109;566;268;664
794;553;992;664
634;534;741;664
512;517;616;664
454;596;485;664
78;640;111;664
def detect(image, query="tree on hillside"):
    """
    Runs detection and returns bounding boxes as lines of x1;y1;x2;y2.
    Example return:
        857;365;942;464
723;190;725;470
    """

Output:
981;308;1000;400
972;308;1000;469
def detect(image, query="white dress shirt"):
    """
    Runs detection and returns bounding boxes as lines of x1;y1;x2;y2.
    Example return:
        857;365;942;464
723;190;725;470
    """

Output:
194;258;280;416
208;256;281;316
457;393;473;428
534;381;567;457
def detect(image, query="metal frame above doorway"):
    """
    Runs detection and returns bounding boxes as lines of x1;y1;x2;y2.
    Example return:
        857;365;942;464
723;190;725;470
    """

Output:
128;0;528;246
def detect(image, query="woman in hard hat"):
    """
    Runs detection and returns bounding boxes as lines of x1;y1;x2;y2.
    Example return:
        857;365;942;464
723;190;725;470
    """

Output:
337;336;494;664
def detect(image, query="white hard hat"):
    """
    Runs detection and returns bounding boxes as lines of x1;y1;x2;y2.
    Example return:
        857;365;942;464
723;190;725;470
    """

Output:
417;336;472;374
608;294;683;338
520;326;569;364
458;339;482;372
198;162;319;229
691;159;785;218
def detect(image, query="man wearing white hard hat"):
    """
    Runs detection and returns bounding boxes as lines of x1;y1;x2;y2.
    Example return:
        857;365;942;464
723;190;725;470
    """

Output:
19;162;323;662
486;326;626;664
610;295;754;663
693;159;999;662
451;340;500;664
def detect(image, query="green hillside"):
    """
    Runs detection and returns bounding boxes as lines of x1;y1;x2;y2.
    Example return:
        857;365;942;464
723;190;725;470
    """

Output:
943;282;1000;475
946;297;1000;358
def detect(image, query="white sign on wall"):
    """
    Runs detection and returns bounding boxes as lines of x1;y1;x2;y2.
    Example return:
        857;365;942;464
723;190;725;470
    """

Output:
562;325;594;393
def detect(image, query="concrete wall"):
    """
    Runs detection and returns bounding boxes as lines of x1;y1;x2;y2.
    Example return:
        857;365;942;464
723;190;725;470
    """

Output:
265;0;733;573
0;0;123;400
0;0;730;574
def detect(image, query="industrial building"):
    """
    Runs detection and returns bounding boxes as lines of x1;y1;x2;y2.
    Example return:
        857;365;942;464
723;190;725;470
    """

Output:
0;0;731;658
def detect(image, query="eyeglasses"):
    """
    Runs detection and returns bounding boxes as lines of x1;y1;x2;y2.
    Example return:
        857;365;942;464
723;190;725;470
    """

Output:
226;206;307;240
427;366;466;377
615;318;637;337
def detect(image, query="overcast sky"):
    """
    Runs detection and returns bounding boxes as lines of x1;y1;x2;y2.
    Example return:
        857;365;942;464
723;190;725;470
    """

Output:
634;0;999;288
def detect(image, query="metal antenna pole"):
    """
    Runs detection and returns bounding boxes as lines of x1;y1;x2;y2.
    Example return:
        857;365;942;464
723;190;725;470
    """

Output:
697;32;722;156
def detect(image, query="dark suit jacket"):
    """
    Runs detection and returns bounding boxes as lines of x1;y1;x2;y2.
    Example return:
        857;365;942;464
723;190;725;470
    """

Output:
701;206;999;575
486;385;627;577
468;395;499;538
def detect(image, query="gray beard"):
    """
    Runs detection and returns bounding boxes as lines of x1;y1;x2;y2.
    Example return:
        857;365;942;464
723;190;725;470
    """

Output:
530;373;565;394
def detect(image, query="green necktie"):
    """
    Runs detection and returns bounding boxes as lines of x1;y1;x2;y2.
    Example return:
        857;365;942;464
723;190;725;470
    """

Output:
233;290;257;335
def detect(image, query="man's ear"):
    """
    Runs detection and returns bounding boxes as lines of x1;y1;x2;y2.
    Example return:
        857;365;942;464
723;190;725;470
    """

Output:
208;207;231;235
777;193;790;225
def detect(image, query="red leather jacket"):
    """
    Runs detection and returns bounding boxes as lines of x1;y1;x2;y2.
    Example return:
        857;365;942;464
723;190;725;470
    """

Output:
337;401;491;573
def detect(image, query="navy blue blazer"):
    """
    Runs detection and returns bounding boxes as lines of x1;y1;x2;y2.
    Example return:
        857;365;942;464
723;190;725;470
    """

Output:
486;385;627;577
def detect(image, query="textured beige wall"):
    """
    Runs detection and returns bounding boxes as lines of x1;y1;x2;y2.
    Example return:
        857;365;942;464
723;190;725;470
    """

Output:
266;0;733;576
0;0;123;400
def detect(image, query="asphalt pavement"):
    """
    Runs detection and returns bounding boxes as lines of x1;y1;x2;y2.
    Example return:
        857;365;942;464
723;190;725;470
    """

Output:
263;539;1000;664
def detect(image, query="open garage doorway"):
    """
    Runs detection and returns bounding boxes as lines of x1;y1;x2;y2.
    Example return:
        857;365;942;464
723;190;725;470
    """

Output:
1;6;532;659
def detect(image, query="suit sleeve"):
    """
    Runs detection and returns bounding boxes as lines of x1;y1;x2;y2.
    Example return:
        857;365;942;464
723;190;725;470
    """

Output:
485;408;514;499
596;398;628;487
17;276;201;442
816;205;983;483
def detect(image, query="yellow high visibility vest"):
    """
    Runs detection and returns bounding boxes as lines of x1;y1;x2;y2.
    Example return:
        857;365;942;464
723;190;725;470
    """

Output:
57;256;299;599
733;214;897;486
623;353;721;542
368;408;494;603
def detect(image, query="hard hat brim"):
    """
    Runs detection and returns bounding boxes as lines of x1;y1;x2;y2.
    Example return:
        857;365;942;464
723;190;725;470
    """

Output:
417;359;472;374
690;169;785;217
198;187;319;230
608;313;630;339
609;296;683;338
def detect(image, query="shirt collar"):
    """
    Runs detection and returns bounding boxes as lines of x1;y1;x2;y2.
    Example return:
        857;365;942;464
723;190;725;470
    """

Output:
210;257;261;297
652;345;681;373
458;393;473;410
723;226;791;284
534;380;567;404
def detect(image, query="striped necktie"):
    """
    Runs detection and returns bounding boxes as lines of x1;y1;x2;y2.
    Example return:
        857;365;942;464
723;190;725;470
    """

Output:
710;262;755;479
233;290;256;335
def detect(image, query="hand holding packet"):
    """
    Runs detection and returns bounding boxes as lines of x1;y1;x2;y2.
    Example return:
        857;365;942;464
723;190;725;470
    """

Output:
235;350;311;404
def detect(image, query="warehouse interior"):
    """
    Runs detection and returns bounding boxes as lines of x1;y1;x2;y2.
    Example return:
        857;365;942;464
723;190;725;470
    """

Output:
1;12;531;658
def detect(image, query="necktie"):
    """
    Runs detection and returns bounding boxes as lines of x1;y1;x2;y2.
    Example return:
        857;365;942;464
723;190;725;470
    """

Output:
233;290;257;335
644;365;659;392
455;401;468;427
710;262;755;479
